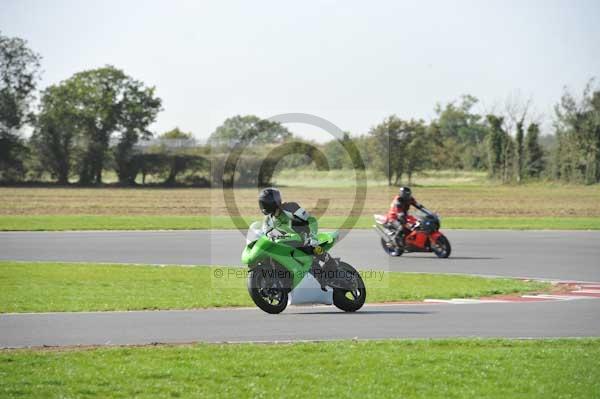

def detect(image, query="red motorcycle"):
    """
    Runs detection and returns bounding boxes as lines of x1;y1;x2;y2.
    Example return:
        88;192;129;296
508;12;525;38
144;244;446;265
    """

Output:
373;211;451;258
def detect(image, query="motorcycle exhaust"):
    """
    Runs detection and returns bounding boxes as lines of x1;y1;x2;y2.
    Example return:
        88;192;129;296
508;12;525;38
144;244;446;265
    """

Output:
373;224;393;244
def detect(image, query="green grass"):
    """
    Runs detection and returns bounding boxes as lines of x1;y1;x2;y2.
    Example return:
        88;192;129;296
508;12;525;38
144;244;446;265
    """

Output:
1;214;599;231
0;215;216;231
1;339;599;398
0;261;549;313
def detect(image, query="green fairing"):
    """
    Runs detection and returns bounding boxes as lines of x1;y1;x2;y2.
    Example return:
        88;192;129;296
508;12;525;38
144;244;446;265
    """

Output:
241;229;339;288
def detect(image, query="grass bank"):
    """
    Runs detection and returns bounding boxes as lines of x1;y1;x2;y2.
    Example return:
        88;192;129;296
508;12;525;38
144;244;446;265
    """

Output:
1;339;599;398
0;261;549;313
1;214;599;231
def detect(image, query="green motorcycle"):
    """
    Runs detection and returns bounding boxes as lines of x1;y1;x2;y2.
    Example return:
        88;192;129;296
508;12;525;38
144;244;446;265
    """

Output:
242;222;366;314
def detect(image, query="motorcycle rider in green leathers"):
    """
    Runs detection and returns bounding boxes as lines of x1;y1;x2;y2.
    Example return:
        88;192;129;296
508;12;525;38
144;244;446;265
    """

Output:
258;187;319;248
243;188;366;313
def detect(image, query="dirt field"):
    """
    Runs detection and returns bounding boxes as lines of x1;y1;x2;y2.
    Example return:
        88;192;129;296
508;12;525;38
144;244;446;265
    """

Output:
1;184;599;218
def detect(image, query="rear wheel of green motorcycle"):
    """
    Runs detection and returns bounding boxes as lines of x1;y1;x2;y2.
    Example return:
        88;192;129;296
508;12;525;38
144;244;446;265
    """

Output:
332;262;366;312
247;264;290;314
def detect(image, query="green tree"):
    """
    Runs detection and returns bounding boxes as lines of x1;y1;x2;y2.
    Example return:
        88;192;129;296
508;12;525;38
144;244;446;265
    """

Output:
431;95;488;170
554;80;600;184
208;115;292;148
152;128;207;185
369;116;429;185
36;66;161;185
163;153;208;185
321;132;363;170
369;115;402;185
524;123;545;178
340;133;366;171
131;153;167;185
515;121;525;182
486;115;515;182
404;121;429;184
347;135;372;170
113;78;162;185
160;127;193;140
30;83;80;184
322;139;345;169
0;32;41;181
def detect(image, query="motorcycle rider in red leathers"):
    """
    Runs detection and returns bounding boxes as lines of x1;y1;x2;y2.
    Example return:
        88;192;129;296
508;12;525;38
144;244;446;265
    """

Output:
386;186;427;240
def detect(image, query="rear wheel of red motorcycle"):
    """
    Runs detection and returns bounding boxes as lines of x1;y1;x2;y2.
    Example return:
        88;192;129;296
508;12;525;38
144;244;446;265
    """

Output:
380;238;403;256
432;235;451;258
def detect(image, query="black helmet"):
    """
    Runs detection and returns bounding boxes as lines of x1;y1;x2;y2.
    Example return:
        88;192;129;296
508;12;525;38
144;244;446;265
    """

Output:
258;187;282;216
399;186;412;201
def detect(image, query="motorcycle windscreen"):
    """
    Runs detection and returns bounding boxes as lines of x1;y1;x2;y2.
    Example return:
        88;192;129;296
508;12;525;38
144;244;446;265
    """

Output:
245;221;264;244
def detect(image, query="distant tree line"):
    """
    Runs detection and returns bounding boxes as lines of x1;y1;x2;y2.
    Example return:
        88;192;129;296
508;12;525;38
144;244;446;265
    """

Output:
322;95;551;185
1;31;599;186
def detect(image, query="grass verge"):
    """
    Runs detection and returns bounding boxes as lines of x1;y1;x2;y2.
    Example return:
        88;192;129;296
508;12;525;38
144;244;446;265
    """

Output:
1;215;599;231
0;261;549;313
1;339;599;398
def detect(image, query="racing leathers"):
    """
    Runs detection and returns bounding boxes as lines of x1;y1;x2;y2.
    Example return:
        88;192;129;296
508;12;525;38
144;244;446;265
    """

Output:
262;202;319;247
386;195;426;231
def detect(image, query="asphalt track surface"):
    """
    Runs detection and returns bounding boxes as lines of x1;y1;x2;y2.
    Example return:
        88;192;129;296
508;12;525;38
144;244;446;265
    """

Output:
1;230;599;281
1;230;599;348
2;299;599;348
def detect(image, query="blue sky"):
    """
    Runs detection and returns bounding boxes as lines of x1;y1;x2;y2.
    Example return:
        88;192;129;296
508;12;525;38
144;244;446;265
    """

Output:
1;0;598;140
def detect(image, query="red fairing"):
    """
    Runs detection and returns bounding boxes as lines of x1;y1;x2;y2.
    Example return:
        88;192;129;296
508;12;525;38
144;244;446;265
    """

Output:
405;230;427;248
429;231;443;243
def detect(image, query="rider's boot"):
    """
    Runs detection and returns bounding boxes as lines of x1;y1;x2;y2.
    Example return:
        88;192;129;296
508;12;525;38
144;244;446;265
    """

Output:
310;262;328;291
310;255;338;291
394;227;406;250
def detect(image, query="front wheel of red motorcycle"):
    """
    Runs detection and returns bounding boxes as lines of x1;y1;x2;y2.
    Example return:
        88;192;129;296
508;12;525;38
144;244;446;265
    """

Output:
432;235;451;258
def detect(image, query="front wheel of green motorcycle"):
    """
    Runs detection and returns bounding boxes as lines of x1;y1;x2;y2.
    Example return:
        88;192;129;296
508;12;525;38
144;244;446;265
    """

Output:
247;264;289;314
332;262;366;312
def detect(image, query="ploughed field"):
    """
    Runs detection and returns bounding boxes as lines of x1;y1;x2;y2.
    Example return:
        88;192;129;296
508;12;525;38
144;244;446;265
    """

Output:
1;185;599;217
